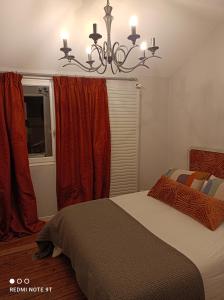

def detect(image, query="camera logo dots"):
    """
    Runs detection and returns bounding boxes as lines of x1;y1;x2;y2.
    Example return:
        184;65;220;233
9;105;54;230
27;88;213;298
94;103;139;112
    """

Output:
24;279;30;284
9;279;15;284
9;278;30;285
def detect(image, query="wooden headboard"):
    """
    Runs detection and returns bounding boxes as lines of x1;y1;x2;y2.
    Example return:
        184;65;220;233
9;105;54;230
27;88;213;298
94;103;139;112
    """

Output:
190;149;224;179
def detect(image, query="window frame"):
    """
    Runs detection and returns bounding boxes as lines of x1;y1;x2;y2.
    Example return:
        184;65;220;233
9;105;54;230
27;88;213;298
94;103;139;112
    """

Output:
22;77;56;166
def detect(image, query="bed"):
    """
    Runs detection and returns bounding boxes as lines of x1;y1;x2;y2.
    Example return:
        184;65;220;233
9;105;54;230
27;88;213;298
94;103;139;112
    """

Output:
36;149;224;300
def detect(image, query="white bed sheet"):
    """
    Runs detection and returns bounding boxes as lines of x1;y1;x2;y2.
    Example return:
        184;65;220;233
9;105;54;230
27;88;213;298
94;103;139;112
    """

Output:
111;191;224;300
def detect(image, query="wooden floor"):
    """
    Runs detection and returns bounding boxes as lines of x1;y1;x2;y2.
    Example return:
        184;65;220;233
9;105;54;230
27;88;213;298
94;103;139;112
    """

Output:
0;234;86;300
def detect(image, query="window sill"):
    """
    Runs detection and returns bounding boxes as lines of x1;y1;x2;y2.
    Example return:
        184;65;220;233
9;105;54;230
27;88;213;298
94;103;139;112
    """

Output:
29;157;55;167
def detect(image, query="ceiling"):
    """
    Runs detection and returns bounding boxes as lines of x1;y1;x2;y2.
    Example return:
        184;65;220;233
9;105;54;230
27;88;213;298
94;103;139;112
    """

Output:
0;0;224;78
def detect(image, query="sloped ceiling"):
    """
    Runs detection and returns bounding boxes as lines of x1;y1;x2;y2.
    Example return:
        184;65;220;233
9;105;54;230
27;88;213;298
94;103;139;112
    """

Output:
0;0;224;77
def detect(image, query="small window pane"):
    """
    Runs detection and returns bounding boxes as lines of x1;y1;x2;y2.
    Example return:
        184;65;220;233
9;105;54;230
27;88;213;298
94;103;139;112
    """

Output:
23;85;52;157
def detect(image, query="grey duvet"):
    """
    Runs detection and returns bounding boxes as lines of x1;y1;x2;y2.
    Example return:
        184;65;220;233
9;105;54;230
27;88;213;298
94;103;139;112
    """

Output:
36;198;205;300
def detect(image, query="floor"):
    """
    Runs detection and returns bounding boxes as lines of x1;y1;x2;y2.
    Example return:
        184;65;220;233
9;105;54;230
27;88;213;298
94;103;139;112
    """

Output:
0;234;86;300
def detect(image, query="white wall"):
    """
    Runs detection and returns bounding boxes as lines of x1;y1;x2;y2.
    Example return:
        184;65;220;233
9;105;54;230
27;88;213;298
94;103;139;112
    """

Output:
138;22;224;193
168;23;224;169
30;164;57;218
138;75;169;190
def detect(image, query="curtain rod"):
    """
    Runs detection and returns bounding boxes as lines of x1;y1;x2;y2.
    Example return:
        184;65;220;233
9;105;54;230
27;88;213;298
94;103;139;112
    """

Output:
0;71;137;82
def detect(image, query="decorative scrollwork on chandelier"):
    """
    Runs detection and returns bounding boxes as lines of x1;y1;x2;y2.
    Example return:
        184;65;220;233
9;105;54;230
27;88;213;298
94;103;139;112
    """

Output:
59;0;161;74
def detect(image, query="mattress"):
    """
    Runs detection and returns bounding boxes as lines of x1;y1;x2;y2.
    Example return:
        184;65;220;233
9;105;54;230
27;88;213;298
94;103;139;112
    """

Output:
111;191;224;300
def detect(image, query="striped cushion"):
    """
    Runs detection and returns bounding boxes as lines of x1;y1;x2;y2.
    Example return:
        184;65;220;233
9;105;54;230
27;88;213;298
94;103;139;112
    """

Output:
165;168;210;190
202;175;224;201
148;176;224;230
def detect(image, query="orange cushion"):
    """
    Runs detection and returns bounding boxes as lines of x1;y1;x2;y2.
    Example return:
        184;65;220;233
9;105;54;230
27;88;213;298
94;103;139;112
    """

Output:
148;176;224;231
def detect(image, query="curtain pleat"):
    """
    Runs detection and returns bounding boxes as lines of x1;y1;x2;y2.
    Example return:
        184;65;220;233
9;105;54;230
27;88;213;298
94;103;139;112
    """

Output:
0;72;44;241
53;76;111;210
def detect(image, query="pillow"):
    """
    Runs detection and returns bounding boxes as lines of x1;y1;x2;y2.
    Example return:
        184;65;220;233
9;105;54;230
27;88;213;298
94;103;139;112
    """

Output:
165;168;210;190
148;176;224;230
201;175;224;201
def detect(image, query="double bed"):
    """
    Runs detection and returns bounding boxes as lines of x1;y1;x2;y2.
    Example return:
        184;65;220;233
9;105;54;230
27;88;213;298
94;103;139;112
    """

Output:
36;149;224;300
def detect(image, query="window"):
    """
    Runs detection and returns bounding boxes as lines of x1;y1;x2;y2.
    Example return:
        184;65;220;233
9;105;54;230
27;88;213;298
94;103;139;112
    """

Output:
22;78;55;165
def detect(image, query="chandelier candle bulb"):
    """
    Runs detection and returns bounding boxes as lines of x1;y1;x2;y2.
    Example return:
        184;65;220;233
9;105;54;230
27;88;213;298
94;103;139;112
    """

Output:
130;16;138;35
93;23;97;34
63;39;68;48
86;46;92;61
131;26;136;35
152;37;156;47
140;41;147;51
130;16;138;27
60;32;69;48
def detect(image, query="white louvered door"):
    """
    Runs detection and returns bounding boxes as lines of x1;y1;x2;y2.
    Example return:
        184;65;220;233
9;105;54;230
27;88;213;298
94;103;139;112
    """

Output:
107;80;140;197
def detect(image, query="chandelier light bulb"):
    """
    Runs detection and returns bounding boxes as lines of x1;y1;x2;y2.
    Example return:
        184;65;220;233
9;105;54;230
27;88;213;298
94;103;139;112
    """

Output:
60;31;70;49
86;46;92;61
60;31;69;41
129;16;138;27
86;46;92;55
140;41;147;51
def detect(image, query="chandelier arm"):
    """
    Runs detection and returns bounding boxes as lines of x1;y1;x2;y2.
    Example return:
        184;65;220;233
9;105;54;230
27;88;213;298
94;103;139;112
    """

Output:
70;58;94;70
144;55;162;60
117;64;149;73
120;64;149;71
111;41;120;53
62;63;98;72
115;44;129;52
110;60;120;74
112;43;141;73
96;64;108;74
58;56;68;60
118;62;150;72
73;58;105;71
92;44;107;66
116;54;162;71
132;55;162;67
111;42;120;65
63;58;103;72
112;42;128;63
103;41;108;53
114;47;127;66
113;44;139;66
62;63;91;72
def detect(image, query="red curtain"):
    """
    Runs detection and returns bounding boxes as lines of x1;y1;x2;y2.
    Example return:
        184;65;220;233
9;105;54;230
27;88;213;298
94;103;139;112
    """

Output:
0;72;44;241
53;76;111;210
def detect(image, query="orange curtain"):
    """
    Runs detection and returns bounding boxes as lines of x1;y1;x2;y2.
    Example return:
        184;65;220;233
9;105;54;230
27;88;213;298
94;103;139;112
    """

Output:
0;72;44;241
53;76;111;210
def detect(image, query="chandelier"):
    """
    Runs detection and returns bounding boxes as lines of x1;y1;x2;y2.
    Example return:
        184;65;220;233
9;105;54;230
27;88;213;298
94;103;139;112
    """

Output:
59;0;161;74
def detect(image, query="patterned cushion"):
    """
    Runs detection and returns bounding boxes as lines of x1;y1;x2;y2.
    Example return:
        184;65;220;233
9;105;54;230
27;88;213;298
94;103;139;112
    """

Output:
165;168;210;190
148;176;224;231
201;175;224;201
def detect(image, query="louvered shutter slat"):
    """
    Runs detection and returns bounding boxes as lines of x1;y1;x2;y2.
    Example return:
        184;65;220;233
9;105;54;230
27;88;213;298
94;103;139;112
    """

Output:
107;80;139;197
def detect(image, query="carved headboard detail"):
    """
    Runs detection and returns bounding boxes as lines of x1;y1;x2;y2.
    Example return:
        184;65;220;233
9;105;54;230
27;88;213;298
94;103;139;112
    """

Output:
190;149;224;179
